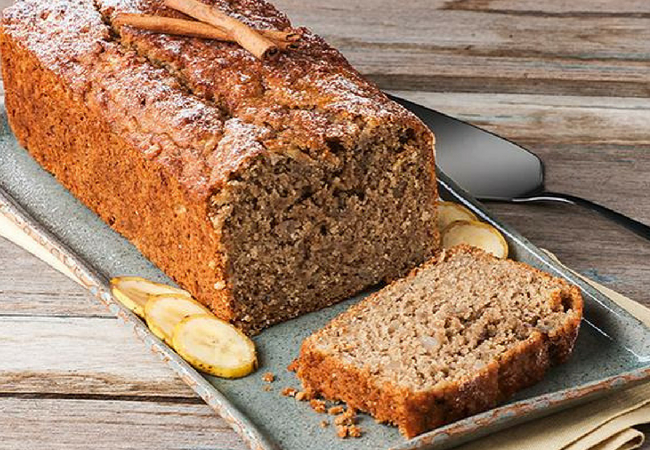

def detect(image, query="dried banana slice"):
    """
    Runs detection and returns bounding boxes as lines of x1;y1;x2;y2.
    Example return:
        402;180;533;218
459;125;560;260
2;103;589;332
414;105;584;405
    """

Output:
437;201;478;232
110;276;191;318
442;220;509;258
145;294;211;344
172;315;258;379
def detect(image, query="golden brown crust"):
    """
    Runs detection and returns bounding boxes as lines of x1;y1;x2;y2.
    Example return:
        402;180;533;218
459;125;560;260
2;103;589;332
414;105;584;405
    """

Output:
291;246;584;438
0;31;237;321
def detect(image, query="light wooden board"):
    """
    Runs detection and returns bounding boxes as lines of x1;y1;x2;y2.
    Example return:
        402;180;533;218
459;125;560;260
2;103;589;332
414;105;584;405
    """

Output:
0;0;648;448
0;398;248;450
278;0;650;96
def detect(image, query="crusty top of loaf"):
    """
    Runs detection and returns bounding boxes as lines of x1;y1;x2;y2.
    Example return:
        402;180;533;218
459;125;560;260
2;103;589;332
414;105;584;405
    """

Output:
1;0;431;199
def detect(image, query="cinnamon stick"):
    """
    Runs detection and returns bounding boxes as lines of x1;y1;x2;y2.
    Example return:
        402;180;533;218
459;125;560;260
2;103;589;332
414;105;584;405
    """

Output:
261;29;302;43
113;13;299;49
114;13;233;41
164;0;278;60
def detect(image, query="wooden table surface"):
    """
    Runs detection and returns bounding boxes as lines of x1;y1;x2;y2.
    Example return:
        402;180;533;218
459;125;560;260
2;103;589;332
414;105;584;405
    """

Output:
1;0;649;448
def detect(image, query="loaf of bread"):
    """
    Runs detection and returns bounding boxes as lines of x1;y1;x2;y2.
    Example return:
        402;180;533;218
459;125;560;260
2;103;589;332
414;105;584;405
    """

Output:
290;245;583;437
0;0;438;334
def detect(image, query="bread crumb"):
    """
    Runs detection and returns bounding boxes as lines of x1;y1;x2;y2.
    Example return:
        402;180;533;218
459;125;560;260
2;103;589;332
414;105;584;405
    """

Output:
335;422;362;439
320;419;329;428
295;390;313;401
263;384;272;392
334;408;357;426
262;372;275;383
281;387;297;397
328;405;345;415
310;399;327;413
348;425;362;438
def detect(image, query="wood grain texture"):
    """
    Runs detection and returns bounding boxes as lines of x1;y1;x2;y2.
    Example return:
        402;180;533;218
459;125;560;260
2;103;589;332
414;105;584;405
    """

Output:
0;398;248;450
275;0;650;96
0;0;649;448
0;315;194;397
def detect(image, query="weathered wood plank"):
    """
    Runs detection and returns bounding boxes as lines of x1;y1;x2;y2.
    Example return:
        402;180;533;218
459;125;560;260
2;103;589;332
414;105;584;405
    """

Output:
272;0;650;96
391;92;650;146
0;239;110;317
0;314;195;397
0;397;248;450
440;0;650;16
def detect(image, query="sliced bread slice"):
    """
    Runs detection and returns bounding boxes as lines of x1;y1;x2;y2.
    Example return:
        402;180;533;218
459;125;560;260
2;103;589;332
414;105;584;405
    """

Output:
290;245;583;437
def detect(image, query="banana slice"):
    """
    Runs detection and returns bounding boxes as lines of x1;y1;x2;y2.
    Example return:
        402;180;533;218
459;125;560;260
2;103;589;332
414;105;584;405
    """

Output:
110;276;191;318
442;220;509;258
172;315;257;379
437;201;478;232
145;295;211;344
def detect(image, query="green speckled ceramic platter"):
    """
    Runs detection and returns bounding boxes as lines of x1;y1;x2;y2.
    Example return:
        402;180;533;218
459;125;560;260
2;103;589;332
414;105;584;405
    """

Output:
1;102;649;450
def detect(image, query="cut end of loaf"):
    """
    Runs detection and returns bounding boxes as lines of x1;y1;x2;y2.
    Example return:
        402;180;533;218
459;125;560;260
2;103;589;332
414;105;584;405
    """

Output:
291;246;583;437
212;123;438;334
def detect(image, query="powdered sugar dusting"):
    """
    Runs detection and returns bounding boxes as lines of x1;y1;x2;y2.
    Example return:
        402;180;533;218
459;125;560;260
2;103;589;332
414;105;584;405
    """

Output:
2;0;109;92
208;118;270;187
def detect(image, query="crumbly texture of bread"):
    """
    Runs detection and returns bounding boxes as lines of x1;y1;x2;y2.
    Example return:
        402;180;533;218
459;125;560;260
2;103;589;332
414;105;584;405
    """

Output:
0;0;438;334
290;245;583;437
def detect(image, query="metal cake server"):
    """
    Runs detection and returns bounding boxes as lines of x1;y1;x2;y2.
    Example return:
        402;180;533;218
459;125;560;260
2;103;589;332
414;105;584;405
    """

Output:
391;95;650;241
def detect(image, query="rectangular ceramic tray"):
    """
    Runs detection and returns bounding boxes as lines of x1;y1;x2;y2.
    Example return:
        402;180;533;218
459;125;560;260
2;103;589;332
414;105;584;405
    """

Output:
1;103;649;450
